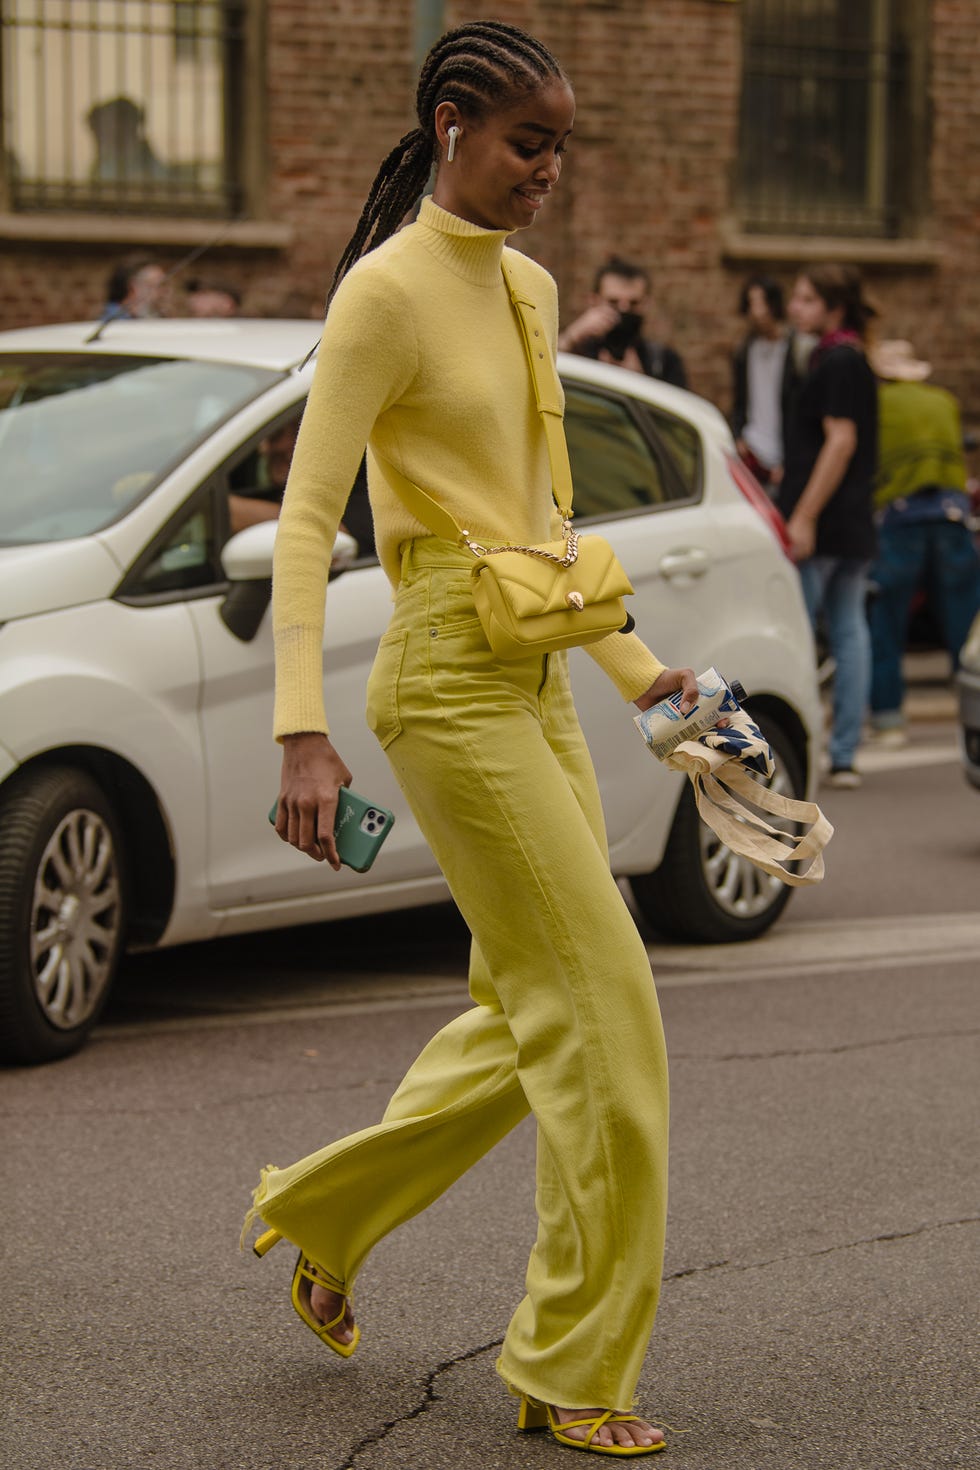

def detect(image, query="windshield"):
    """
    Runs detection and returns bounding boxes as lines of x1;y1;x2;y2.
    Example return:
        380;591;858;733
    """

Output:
0;353;279;544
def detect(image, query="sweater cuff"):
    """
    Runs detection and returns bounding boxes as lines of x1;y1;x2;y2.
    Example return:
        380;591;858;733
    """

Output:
273;625;330;741
584;630;667;702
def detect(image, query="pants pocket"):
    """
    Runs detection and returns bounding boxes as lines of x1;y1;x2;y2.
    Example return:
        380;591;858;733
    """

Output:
437;574;484;634
366;627;409;750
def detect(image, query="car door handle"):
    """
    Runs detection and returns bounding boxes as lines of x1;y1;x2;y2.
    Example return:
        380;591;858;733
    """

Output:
657;548;711;581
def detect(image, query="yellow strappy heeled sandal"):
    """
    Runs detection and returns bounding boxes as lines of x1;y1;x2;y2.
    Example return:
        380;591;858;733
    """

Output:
253;1227;360;1358
517;1396;666;1456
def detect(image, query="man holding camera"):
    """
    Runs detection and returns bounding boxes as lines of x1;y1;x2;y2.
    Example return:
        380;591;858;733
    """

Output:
558;255;687;388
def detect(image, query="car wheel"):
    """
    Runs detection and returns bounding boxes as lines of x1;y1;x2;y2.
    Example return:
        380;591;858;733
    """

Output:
630;715;804;943
0;767;127;1064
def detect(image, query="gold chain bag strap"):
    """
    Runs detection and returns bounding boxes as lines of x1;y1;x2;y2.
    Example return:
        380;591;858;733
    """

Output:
374;258;634;660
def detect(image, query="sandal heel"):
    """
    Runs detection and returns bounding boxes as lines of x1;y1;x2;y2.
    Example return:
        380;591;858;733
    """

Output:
252;1227;283;1258
516;1396;548;1432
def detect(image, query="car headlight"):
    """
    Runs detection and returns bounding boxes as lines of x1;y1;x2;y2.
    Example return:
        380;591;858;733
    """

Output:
961;611;980;672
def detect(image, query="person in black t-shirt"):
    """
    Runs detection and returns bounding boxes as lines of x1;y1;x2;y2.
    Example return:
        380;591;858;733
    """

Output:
778;264;879;788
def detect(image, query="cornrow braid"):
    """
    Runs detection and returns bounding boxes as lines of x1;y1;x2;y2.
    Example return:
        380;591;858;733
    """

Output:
327;20;565;301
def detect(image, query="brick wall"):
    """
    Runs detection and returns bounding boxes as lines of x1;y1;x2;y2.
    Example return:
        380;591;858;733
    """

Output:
0;0;977;435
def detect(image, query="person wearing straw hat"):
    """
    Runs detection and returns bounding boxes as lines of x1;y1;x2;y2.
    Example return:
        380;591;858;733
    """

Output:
867;340;980;745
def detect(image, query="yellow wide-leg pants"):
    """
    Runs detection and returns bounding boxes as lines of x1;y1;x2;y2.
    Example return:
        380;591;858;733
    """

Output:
245;539;669;1411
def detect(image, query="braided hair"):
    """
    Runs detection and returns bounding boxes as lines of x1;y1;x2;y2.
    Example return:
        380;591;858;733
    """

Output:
327;20;566;300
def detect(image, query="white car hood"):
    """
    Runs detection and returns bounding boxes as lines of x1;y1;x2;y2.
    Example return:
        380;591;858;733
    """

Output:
0;538;122;621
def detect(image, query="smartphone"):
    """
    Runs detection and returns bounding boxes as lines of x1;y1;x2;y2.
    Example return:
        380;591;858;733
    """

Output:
268;787;395;872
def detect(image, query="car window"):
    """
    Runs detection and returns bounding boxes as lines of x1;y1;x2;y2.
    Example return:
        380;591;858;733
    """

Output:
221;413;379;562
562;383;692;520
127;494;222;596
0;353;279;546
225;411;303;537
638;403;701;498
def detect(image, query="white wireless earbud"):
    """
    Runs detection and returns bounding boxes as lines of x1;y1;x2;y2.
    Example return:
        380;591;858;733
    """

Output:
446;125;461;163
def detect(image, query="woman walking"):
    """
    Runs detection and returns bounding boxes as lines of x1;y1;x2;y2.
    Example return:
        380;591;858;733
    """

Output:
244;21;693;1456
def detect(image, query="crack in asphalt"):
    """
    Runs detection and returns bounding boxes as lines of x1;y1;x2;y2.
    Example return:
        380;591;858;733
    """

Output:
330;1335;504;1470
318;1217;980;1465
0;1074;407;1122
664;1214;979;1282
8;1025;977;1120
669;1026;980;1062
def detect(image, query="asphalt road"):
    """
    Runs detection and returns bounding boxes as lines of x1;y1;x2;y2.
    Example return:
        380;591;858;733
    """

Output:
1;705;977;1470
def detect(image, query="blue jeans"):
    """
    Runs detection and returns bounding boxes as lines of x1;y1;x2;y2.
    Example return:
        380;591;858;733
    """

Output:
799;556;871;768
869;517;980;723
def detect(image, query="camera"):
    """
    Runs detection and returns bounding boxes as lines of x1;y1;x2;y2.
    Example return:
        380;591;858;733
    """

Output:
601;310;644;361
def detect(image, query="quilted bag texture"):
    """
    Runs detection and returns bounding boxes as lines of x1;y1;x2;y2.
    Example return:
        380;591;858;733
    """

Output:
471;534;634;659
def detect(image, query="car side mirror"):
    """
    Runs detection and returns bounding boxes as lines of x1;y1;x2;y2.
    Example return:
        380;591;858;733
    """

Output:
221;518;278;581
219;523;359;642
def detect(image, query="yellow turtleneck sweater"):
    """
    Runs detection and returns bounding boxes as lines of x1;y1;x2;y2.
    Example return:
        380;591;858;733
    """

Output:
272;196;666;738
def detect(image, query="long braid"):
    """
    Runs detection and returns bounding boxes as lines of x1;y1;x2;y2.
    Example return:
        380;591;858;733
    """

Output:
327;21;565;301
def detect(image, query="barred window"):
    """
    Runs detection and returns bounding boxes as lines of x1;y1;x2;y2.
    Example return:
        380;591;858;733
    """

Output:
737;0;927;238
1;0;253;217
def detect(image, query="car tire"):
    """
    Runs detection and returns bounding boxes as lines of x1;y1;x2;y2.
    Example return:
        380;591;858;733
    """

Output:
630;715;804;944
0;766;127;1065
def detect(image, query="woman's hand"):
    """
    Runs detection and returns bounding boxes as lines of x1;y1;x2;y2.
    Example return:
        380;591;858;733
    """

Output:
634;666;699;714
786;509;817;562
273;732;354;869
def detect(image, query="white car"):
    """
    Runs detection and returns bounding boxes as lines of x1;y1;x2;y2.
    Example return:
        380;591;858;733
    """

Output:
955;610;980;791
0;320;821;1064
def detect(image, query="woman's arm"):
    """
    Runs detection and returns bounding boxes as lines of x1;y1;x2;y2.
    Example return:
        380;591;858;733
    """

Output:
272;266;417;742
271;267;416;861
785;415;857;561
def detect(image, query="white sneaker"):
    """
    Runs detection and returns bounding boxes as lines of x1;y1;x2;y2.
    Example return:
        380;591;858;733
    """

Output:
828;767;862;789
868;726;908;749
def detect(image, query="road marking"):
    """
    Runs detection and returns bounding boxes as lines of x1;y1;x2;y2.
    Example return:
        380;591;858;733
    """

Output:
651;909;980;987
856;739;962;773
96;984;471;1039
94;910;978;1040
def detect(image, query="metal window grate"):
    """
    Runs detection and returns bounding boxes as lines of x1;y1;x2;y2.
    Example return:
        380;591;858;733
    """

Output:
737;0;910;238
1;0;248;216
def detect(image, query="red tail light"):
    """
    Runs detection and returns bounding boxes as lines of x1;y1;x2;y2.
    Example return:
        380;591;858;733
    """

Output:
725;452;793;560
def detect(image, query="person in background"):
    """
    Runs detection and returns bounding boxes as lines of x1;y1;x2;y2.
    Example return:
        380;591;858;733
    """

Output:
228;419;300;533
867;339;980;745
228;416;371;557
99;253;167;321
731;275;810;490
269;288;325;320
778;263;878;789
558;255;687;386
184;276;242;318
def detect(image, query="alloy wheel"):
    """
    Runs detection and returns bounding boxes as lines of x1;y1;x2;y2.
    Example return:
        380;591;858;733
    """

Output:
29;808;121;1030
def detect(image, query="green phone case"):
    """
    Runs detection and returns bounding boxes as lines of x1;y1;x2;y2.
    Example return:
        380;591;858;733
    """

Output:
268;787;395;872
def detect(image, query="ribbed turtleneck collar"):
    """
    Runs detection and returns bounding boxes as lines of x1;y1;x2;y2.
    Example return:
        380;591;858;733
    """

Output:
415;196;512;287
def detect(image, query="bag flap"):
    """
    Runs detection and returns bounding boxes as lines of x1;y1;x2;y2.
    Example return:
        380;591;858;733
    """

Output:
473;536;633;617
